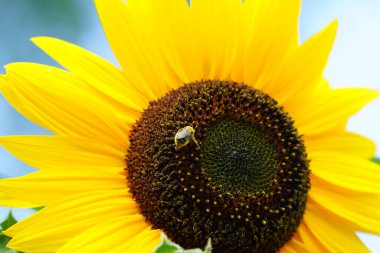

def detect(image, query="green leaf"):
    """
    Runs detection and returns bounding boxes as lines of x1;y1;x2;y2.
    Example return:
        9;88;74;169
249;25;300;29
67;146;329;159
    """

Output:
0;212;17;231
372;157;380;164
0;211;19;253
154;234;212;253
154;235;180;253
32;206;43;211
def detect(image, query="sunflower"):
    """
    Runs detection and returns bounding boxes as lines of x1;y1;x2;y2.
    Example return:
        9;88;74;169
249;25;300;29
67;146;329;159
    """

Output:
0;0;379;252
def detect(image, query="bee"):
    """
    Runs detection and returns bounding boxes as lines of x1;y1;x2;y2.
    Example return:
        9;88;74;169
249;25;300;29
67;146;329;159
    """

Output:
174;126;200;150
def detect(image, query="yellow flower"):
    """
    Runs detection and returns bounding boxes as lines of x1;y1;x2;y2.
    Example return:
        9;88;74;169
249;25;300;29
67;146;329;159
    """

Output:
0;0;379;252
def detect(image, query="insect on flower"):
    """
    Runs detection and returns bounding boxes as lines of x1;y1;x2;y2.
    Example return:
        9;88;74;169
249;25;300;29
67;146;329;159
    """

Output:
174;126;200;150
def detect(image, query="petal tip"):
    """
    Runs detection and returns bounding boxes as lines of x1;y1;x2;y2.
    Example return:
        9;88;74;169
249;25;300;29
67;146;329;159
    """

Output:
2;227;14;237
359;88;380;103
324;19;339;40
31;36;59;48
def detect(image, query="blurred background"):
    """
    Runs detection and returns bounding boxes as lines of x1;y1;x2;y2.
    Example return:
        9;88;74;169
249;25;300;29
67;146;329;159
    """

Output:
0;0;379;251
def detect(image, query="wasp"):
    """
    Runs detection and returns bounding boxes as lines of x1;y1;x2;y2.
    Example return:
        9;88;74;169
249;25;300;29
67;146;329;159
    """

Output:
174;126;200;150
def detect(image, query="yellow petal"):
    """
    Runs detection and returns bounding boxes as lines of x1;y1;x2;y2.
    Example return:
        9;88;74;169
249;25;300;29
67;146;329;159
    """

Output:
5;190;137;253
297;221;329;253
265;21;338;106
57;215;151;253
279;237;307;253
0;170;125;206
0;135;125;173
0;192;36;208
232;0;301;85
32;36;148;113
189;0;242;80
8;241;59;253
295;88;379;136
310;185;380;235
0;74;5;83
95;0;178;99
147;0;197;84
310;152;380;193
95;0;302;96
115;228;161;253
305;131;376;159
2;63;130;151
303;202;370;253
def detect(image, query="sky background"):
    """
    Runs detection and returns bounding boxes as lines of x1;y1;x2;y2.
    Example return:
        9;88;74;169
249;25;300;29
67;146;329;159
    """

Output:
0;0;379;251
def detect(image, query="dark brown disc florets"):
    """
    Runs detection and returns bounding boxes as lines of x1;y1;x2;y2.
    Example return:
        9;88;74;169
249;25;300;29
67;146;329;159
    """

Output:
126;80;310;253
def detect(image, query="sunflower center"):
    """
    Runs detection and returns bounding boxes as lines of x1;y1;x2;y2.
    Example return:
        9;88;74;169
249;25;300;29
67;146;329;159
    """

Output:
127;80;310;253
203;118;278;194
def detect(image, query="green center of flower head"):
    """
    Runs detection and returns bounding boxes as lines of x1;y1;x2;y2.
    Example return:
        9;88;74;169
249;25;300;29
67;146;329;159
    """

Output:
126;81;310;253
203;118;278;194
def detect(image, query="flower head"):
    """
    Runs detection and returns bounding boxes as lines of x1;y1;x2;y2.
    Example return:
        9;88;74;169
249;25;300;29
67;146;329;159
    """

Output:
0;0;379;252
